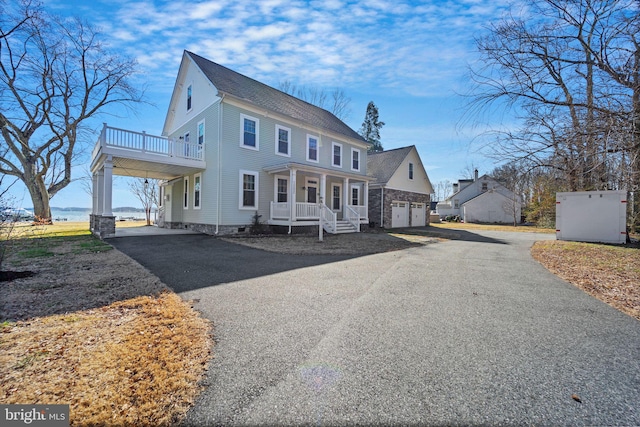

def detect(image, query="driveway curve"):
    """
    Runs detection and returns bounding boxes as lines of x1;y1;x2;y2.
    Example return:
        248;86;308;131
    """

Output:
110;230;640;426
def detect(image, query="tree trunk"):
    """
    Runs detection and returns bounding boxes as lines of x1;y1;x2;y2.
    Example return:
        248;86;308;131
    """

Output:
25;173;52;224
145;207;151;226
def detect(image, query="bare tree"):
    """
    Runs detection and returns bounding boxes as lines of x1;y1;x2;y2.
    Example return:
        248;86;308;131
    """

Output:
0;1;142;223
278;80;351;121
466;0;639;228
434;180;453;202
128;178;158;226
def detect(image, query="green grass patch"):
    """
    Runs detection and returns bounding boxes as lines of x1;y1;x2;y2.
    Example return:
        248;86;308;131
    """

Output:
17;248;55;258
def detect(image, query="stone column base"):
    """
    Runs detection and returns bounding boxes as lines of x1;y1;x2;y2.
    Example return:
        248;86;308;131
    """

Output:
90;214;116;239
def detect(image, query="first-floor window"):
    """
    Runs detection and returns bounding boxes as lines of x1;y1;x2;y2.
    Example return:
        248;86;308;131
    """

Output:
240;171;259;209
194;174;201;209
277;178;288;203
183;177;189;209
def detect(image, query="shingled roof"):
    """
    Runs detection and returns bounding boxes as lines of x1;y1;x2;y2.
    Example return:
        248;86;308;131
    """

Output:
186;51;365;143
367;146;415;185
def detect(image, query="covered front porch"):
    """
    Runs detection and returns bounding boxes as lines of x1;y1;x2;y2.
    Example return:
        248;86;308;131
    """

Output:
264;163;371;234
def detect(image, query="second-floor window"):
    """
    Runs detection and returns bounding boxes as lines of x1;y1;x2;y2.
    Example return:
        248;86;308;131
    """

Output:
187;85;192;111
307;135;319;162
409;162;414;180
241;114;259;150
198;120;205;145
276;125;290;156
351;148;360;171
332;142;342;167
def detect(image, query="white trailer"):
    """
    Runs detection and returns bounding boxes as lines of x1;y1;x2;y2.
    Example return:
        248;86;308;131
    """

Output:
556;190;628;244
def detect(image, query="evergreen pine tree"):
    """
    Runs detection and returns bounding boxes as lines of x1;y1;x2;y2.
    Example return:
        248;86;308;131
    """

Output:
359;101;385;152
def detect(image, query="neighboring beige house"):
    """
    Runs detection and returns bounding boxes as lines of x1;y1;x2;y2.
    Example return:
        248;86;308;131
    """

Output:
436;170;521;224
367;145;434;228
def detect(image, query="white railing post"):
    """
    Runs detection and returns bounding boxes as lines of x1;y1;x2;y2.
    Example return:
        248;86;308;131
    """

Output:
142;131;146;153
318;197;323;241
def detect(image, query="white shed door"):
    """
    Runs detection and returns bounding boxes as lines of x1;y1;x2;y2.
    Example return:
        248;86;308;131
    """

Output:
411;203;426;227
391;201;409;228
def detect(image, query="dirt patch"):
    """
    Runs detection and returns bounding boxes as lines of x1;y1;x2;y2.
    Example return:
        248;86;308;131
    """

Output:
221;230;438;255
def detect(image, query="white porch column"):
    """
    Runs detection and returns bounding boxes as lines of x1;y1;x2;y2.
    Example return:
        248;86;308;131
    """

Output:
289;168;297;222
343;177;349;216
364;180;369;216
102;155;113;216
320;174;327;206
96;169;104;216
91;173;99;215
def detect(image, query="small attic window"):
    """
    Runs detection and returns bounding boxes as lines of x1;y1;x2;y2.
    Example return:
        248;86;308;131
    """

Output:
482;182;488;191
187;85;192;111
409;162;414;180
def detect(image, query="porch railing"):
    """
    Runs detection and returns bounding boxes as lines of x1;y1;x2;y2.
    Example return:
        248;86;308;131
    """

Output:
320;203;337;233
349;205;367;219
270;202;289;219
94;124;204;161
345;204;360;232
296;202;320;219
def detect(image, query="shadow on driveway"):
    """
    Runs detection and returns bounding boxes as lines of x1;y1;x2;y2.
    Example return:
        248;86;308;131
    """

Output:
394;225;509;244
109;234;358;293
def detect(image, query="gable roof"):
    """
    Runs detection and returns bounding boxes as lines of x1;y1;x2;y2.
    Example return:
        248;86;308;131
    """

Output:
366;146;414;185
185;51;366;143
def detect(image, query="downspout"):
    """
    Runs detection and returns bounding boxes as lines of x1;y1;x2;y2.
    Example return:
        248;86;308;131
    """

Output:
216;94;225;234
380;187;384;228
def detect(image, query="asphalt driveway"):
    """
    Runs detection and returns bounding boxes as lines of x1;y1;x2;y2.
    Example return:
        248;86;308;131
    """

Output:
110;230;640;426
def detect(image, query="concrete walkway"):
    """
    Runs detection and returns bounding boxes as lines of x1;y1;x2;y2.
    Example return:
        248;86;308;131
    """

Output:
110;230;640;426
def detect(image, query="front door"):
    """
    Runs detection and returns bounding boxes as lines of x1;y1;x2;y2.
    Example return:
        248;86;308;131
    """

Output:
306;179;318;204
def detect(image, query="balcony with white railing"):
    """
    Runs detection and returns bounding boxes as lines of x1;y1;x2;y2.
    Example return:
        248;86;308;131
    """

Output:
91;123;205;178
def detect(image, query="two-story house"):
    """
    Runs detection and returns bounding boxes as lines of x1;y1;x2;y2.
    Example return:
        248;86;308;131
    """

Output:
436;170;521;224
90;51;371;237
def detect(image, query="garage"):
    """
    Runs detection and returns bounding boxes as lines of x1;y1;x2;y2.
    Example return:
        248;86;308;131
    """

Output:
391;201;409;228
411;202;426;227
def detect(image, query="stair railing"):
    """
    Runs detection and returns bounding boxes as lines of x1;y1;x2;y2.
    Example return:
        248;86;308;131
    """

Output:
320;203;336;233
345;204;360;232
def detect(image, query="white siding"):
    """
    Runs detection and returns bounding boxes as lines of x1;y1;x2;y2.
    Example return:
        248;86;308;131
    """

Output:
386;148;433;194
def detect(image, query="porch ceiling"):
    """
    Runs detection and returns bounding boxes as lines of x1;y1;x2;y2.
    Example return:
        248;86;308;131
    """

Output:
263;162;374;181
110;156;205;180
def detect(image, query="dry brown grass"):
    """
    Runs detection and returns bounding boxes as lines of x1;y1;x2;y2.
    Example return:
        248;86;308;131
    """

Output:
431;221;556;233
0;223;212;426
531;240;640;320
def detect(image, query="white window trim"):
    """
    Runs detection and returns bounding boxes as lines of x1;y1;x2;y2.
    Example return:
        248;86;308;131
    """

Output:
193;173;202;210
197;119;205;145
239;170;259;210
186;83;193;113
306;134;319;163
350;184;360;206
183;176;189;210
240;114;260;150
332;141;343;168
306;178;319;203
331;183;342;211
275;124;291;157
274;175;288;203
351;147;361;172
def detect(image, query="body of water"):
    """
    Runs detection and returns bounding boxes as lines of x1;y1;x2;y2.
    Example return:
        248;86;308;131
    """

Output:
51;209;154;222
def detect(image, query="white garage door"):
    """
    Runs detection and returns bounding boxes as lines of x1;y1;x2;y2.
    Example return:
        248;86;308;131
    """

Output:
391;201;409;228
411;203;426;227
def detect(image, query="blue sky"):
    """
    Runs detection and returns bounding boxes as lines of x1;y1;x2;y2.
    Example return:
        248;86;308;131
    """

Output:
10;0;517;208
